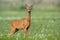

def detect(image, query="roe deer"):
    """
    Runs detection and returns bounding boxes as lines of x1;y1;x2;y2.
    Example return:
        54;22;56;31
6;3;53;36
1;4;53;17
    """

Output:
9;4;32;36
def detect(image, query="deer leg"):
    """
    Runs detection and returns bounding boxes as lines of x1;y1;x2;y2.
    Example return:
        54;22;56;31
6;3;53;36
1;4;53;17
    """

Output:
24;26;30;35
24;28;28;36
26;26;30;31
9;28;16;36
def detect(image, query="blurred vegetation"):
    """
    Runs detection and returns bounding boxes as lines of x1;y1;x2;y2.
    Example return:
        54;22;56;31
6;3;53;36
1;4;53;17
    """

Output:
0;0;60;11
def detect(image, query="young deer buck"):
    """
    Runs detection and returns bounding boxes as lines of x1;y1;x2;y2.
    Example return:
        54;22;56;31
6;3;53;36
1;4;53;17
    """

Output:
9;4;32;36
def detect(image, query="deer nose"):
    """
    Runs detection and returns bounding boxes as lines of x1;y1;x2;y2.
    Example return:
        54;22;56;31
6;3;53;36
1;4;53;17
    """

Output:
28;11;31;13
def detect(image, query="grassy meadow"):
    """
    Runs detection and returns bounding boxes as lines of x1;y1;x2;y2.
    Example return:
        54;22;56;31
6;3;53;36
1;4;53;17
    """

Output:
0;7;60;40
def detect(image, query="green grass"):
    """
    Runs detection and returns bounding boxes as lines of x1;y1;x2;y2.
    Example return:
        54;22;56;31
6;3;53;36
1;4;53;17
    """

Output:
0;10;60;40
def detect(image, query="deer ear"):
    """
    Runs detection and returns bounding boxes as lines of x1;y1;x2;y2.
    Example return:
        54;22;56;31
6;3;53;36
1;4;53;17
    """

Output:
25;4;31;6
25;4;28;7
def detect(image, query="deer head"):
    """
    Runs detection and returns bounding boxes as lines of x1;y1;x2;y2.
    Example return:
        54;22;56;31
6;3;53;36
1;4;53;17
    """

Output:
26;4;32;12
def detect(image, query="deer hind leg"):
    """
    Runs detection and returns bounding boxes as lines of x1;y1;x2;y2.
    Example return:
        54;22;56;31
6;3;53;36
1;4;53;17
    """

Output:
9;28;19;36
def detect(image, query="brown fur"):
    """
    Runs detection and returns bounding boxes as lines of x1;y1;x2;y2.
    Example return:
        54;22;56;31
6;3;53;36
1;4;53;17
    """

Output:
9;5;32;36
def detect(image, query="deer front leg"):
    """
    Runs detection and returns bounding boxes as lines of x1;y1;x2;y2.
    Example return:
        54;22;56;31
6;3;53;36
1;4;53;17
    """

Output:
24;28;28;36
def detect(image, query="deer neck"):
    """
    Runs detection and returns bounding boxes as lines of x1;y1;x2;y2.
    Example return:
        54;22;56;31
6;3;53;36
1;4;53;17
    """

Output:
27;11;31;21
